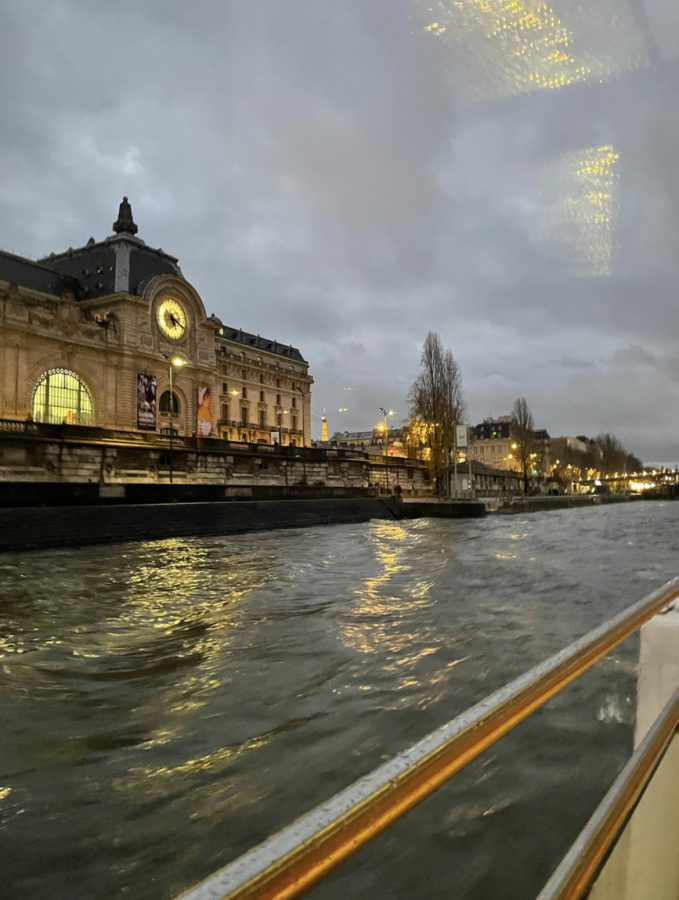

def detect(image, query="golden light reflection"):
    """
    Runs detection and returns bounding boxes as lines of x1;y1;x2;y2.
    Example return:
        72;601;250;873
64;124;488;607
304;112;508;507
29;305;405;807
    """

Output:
0;787;12;802
340;522;441;681
419;0;647;101
542;144;620;276
135;730;273;782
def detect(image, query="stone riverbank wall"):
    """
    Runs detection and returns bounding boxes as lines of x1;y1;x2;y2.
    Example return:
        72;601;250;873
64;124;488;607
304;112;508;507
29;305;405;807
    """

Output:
0;421;429;497
0;496;489;553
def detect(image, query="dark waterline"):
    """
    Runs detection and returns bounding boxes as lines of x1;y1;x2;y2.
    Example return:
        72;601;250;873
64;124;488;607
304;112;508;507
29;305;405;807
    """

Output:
1;502;678;899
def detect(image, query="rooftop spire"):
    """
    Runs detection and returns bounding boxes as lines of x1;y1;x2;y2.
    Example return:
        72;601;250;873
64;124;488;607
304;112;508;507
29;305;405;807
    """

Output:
112;196;138;235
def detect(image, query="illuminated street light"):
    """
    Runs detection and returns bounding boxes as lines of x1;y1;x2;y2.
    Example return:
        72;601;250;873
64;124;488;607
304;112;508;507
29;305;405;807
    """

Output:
163;354;187;484
378;408;396;491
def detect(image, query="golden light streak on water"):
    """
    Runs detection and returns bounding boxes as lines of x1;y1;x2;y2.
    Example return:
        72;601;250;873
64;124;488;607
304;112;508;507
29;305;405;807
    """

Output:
0;787;12;802
340;522;442;687
135;731;274;781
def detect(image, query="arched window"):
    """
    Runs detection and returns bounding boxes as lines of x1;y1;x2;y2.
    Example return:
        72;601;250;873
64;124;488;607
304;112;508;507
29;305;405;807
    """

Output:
32;368;94;425
159;391;180;414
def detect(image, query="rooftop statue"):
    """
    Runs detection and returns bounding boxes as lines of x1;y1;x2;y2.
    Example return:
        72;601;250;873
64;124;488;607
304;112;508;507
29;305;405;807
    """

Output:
112;196;138;235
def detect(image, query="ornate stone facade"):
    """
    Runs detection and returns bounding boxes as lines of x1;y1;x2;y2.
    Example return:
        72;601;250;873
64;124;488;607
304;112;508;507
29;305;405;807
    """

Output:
0;200;312;446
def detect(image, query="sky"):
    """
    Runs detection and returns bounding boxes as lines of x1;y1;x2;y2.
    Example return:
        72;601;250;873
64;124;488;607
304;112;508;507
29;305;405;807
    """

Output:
1;0;679;463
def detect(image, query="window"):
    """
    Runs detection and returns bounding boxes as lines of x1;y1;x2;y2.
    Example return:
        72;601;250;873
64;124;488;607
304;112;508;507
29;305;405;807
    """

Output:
292;397;296;408
242;387;248;399
259;374;264;383
291;415;298;432
259;390;265;402
276;412;282;427
259;409;267;427
241;367;247;379
159;391;180;414
276;378;281;388
32;368;94;425
222;382;228;394
276;393;281;405
242;407;249;425
221;403;229;421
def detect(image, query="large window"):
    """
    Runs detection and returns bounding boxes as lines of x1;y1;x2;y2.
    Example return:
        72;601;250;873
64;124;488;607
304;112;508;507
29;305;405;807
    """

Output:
159;391;180;414
32;368;94;425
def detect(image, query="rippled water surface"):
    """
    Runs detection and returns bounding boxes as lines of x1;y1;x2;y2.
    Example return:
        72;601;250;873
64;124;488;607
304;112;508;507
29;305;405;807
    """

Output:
1;501;679;899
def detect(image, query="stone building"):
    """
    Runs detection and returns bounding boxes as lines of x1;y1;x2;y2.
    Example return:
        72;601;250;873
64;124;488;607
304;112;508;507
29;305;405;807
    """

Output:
470;417;521;472
0;198;312;446
470;416;551;475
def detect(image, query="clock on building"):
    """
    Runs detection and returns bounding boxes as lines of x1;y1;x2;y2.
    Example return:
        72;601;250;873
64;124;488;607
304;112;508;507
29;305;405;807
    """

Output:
157;298;187;340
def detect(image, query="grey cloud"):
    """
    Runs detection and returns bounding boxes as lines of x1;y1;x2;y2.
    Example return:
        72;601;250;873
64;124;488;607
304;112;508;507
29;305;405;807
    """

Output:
2;0;679;462
555;357;598;370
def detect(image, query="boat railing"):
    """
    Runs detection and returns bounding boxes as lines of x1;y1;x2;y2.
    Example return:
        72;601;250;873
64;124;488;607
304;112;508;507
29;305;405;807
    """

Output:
538;685;679;898
179;577;679;900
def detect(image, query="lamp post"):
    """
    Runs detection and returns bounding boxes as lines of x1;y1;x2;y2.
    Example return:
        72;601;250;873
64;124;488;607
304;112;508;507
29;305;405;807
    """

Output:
378;407;395;492
299;384;309;484
164;355;187;484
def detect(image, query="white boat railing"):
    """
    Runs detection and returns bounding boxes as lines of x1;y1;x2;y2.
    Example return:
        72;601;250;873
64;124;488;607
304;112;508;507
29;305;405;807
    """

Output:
179;578;679;900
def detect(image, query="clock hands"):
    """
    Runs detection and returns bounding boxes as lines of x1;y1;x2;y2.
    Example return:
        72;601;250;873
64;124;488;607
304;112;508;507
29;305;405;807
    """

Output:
159;301;186;337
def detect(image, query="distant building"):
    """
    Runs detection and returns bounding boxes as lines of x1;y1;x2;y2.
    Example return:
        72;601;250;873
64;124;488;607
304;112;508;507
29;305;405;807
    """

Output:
470;416;551;475
330;427;410;458
448;460;523;498
470;417;520;472
0;198;312;445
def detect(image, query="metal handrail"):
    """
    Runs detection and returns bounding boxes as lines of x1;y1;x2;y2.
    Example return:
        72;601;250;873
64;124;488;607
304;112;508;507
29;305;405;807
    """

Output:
179;577;679;900
538;686;679;899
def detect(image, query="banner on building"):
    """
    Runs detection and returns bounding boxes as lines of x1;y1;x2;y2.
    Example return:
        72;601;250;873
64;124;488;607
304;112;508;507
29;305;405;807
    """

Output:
197;386;214;437
137;373;157;431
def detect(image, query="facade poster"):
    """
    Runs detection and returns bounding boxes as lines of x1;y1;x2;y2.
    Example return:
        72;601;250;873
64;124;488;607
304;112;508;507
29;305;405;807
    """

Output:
197;386;214;436
137;373;157;431
455;424;468;448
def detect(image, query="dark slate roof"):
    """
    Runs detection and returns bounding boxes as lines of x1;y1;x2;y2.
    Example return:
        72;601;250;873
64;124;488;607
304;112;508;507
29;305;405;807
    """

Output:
215;323;306;363
0;249;80;297
39;238;180;300
467;461;523;477
23;197;180;300
473;419;512;439
3;199;307;365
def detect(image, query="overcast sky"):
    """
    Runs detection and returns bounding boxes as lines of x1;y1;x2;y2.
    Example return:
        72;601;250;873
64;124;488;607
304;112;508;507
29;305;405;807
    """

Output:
2;0;679;462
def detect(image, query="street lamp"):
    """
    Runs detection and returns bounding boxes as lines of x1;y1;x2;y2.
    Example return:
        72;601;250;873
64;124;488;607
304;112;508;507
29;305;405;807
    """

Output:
378;407;395;491
164;354;187;483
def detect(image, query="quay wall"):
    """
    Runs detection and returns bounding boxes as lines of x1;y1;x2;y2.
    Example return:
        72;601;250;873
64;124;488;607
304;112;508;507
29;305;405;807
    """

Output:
495;494;639;514
0;422;430;495
0;496;491;553
0;498;405;553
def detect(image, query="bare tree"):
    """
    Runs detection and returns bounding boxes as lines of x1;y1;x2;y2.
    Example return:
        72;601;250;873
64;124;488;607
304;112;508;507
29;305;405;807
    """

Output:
511;396;534;494
596;433;642;475
408;332;466;493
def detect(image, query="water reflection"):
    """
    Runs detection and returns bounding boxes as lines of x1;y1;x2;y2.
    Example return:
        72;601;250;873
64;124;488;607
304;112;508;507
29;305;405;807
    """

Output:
1;505;678;899
341;521;439;668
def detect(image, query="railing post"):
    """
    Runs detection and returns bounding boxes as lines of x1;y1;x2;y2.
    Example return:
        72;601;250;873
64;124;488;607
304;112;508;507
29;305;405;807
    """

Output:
619;601;679;900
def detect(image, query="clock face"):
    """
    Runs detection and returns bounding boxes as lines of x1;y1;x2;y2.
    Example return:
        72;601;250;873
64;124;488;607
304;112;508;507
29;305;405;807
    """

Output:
157;298;187;340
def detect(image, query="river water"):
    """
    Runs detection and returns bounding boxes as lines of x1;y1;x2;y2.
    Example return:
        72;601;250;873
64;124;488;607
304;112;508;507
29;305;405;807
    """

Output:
1;501;678;899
